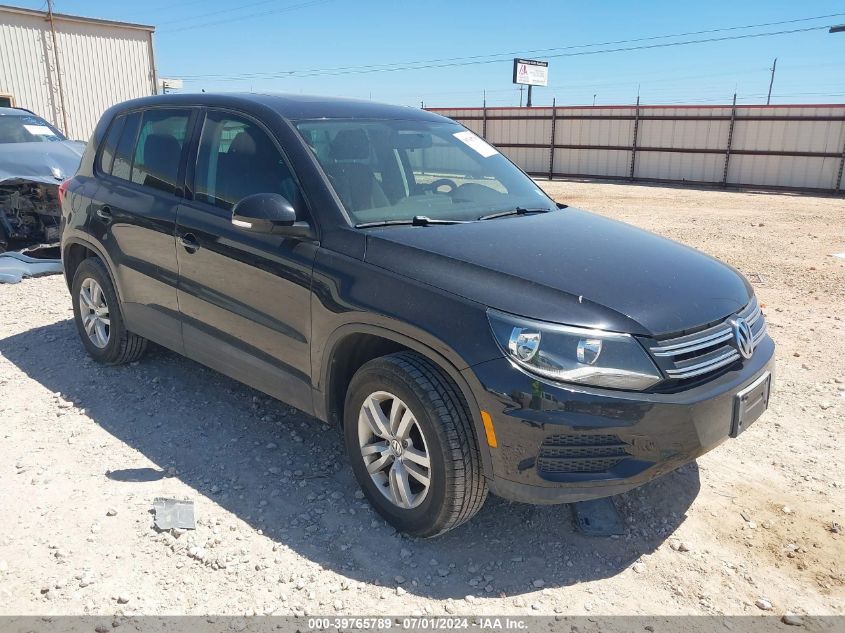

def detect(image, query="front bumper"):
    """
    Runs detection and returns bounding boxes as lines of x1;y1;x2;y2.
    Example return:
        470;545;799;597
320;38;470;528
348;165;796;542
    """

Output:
462;335;775;504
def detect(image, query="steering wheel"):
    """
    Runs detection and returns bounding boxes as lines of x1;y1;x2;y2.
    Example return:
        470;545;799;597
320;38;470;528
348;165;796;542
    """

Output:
425;178;458;195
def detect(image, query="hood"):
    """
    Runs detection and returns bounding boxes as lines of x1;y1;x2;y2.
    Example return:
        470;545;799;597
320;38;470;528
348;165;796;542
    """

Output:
363;208;752;337
0;140;85;186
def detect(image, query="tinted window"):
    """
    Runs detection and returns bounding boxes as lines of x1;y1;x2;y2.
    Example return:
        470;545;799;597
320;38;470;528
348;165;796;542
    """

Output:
131;109;191;194
112;112;141;181
98;115;125;174
194;111;302;212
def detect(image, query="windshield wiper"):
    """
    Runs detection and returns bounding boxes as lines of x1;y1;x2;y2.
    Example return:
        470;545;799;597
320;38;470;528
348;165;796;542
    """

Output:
355;215;470;228
477;206;554;221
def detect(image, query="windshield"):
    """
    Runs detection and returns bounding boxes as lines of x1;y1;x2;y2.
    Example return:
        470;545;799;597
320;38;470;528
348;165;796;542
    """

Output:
0;113;66;144
294;119;554;224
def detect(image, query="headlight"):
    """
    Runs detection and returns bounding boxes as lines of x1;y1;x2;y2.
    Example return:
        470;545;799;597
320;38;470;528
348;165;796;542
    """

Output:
488;309;662;390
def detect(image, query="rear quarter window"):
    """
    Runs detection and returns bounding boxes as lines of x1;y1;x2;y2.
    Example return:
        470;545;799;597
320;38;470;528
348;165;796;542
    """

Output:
111;112;141;181
98;115;125;174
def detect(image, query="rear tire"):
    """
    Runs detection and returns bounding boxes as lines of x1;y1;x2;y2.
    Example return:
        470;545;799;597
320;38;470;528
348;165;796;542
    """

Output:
71;257;147;365
344;351;487;537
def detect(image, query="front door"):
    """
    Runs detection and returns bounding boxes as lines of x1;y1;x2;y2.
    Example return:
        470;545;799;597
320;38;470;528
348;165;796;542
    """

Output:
175;109;317;413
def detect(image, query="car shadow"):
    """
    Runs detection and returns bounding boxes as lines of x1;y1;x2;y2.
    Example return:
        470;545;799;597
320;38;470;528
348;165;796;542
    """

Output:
0;319;701;599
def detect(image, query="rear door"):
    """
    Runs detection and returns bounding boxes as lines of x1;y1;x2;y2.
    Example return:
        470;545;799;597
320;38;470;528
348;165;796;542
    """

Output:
175;108;317;413
92;107;194;353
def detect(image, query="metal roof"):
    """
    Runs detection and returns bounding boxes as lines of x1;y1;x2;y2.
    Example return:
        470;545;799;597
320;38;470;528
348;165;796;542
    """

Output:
0;4;154;32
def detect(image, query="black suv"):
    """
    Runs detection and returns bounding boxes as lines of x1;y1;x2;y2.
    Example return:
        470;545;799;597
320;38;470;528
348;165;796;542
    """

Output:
61;94;774;536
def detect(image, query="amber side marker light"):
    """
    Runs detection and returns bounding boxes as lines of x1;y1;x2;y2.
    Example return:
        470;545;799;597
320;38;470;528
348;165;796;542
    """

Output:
480;411;497;448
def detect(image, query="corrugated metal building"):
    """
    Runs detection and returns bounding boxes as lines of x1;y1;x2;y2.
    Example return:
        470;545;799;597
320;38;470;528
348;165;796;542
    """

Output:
0;4;157;140
430;104;845;192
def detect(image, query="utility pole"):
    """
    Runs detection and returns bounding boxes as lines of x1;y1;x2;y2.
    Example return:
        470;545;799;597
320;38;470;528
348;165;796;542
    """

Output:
592;94;597;106
766;57;777;105
46;0;70;135
518;85;524;107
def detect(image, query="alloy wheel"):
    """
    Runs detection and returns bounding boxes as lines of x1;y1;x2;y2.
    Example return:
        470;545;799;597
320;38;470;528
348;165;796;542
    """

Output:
357;391;432;509
79;277;110;348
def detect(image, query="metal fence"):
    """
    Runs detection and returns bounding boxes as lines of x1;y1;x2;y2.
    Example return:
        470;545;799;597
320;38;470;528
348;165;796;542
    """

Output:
427;102;845;193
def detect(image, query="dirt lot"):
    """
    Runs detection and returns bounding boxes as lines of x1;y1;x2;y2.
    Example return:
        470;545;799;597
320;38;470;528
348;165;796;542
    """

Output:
0;181;842;619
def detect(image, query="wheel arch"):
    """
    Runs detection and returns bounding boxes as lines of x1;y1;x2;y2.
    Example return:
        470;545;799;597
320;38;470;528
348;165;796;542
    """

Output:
317;323;493;476
62;236;123;302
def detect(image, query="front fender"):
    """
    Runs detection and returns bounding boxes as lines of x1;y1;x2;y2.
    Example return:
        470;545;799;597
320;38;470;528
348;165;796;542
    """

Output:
314;321;495;479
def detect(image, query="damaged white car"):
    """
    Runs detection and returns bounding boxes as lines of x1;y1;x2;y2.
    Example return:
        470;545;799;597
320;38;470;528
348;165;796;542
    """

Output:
0;107;84;252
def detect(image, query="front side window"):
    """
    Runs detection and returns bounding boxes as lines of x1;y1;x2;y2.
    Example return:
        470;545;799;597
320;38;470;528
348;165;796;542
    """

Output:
0;113;66;144
294;119;553;224
130;109;191;194
194;111;302;213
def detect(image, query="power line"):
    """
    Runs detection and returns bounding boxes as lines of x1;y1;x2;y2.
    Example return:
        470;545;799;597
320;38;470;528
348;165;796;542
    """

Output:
178;25;833;83
159;0;336;33
118;0;211;18
156;0;280;26
168;12;844;79
308;26;833;78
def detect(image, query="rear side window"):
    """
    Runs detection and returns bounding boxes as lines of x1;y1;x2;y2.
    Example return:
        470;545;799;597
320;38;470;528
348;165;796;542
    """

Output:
111;112;141;181
98;115;125;174
130;109;191;195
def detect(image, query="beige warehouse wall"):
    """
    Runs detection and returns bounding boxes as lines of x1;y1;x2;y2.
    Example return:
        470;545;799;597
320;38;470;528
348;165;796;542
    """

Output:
0;7;155;140
430;105;845;192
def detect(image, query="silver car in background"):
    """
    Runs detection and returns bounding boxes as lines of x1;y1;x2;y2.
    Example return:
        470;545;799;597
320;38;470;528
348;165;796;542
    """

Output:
0;107;84;252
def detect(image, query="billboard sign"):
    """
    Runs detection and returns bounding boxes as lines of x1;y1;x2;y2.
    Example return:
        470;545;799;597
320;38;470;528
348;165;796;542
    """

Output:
159;78;183;91
512;58;548;87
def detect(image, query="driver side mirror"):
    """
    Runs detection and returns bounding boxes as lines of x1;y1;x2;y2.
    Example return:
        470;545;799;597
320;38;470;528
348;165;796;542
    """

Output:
231;193;314;238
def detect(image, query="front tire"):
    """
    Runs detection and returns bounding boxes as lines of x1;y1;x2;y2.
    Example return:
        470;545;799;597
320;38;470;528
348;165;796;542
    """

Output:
71;257;147;365
344;352;488;537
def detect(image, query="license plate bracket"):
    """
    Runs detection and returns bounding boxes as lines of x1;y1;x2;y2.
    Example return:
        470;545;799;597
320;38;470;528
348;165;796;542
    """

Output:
731;371;771;437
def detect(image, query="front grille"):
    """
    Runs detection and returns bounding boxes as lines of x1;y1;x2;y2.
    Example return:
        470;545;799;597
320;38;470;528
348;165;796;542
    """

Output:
537;434;630;475
649;296;767;382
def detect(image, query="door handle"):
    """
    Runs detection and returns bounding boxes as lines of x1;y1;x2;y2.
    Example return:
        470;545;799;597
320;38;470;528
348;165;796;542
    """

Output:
179;233;200;253
96;206;112;222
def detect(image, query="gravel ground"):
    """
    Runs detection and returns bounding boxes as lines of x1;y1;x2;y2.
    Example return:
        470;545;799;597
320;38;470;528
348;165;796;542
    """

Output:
0;180;842;618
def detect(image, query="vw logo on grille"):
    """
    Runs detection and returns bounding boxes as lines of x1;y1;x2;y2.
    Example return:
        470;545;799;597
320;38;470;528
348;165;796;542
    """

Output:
731;317;754;359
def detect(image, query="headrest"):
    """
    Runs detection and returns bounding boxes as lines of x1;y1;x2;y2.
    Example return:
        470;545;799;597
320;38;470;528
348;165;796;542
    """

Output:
329;128;370;160
143;133;180;161
228;131;257;155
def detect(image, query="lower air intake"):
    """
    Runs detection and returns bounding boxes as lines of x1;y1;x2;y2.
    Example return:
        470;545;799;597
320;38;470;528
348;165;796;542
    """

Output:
536;434;630;476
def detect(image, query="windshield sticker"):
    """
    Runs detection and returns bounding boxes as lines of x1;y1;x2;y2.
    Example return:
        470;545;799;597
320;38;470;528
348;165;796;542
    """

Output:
453;131;498;158
23;124;56;136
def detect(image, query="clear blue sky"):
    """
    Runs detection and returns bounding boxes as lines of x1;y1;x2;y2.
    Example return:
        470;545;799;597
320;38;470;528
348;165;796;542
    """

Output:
18;0;845;107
